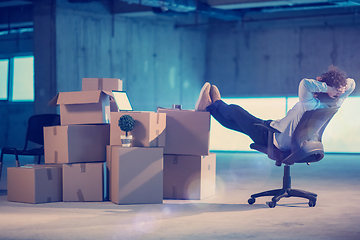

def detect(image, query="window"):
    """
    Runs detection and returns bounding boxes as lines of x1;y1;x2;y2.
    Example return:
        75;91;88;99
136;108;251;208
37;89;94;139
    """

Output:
0;59;9;100
209;96;360;153
209;97;286;152
12;56;34;101
0;55;34;102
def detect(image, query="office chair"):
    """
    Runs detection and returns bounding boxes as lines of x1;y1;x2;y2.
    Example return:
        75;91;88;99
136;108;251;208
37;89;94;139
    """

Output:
0;114;60;181
247;107;338;208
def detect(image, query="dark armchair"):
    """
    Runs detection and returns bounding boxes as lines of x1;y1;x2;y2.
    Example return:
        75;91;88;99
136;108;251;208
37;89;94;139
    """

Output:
0;114;60;181
248;107;338;208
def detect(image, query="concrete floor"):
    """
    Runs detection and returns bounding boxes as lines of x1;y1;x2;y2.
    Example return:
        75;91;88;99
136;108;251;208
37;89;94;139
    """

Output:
0;152;360;240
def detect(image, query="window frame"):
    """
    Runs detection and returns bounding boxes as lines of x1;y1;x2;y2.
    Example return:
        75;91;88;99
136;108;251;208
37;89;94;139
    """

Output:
0;58;10;100
0;52;34;102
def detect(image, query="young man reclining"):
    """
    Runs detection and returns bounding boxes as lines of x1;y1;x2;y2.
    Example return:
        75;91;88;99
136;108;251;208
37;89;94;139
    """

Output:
195;65;356;151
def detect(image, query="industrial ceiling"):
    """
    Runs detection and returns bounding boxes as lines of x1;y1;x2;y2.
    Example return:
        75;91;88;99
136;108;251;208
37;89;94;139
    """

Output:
1;0;360;31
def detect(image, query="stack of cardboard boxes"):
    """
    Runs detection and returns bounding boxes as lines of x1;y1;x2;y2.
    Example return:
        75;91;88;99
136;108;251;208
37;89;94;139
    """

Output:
7;78;119;203
107;111;166;204
7;78;216;204
158;108;216;200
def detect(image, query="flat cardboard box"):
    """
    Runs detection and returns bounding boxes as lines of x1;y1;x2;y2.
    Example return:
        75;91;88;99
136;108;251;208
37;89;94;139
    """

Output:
157;108;210;155
44;124;110;164
105;145;112;201
82;78;123;92
110;111;166;147
82;78;122;113
107;146;163;204
48;90;112;125
163;153;216;200
63;162;103;202
7;164;63;204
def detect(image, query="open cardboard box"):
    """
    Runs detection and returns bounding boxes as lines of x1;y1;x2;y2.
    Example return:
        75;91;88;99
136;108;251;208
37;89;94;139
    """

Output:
48;90;112;125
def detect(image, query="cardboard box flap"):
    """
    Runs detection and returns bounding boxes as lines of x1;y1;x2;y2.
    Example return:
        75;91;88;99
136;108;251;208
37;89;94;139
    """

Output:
48;90;112;106
48;94;59;106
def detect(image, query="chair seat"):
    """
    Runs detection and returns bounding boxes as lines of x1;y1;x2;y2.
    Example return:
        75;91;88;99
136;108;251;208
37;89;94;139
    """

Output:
250;143;291;162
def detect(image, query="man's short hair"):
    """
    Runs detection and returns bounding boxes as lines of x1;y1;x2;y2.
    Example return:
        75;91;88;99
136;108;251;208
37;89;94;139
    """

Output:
320;65;347;89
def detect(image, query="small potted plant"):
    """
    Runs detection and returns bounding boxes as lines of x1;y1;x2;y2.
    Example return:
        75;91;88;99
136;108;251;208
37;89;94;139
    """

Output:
118;115;135;147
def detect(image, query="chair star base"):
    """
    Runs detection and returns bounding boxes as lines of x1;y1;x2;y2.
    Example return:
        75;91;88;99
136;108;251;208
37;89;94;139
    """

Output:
248;188;317;208
247;165;317;208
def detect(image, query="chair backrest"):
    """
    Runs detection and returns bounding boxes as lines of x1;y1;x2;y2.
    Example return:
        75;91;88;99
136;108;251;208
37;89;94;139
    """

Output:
291;107;338;151
24;114;61;149
281;107;338;165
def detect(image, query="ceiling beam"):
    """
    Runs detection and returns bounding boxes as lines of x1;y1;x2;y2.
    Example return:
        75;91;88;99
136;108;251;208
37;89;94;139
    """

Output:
203;0;348;9
0;0;32;8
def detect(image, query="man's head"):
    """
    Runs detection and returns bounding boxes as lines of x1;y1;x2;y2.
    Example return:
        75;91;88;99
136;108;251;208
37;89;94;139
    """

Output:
318;65;347;99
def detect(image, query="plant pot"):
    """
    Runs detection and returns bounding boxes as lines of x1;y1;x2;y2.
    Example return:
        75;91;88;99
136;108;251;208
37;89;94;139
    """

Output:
121;135;132;147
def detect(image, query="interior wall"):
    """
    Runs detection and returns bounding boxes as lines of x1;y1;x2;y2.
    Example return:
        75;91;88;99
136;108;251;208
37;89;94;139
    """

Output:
55;2;207;111
206;21;360;98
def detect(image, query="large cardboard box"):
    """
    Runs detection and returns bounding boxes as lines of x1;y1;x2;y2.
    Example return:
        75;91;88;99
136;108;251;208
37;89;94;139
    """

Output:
63;162;104;202
44;124;110;164
163;153;216;200
82;78;122;92
107;146;163;204
7;164;63;204
110;112;166;147
157;108;211;155
48;90;112;125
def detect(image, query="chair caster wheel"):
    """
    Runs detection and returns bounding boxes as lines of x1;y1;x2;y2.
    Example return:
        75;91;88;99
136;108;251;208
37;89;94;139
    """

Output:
267;201;276;208
308;200;316;207
248;198;255;205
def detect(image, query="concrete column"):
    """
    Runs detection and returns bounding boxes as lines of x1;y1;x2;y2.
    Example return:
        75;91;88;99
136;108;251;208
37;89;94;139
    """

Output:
33;0;57;114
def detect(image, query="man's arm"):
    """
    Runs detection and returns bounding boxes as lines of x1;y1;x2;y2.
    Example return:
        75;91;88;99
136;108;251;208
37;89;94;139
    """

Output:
298;78;328;110
336;78;356;107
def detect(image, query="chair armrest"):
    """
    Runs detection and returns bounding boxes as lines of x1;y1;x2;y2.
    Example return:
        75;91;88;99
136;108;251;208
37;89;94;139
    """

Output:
254;122;282;166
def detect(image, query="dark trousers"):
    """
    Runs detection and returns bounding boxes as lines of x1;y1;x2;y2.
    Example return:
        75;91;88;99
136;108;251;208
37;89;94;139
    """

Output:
206;100;270;146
